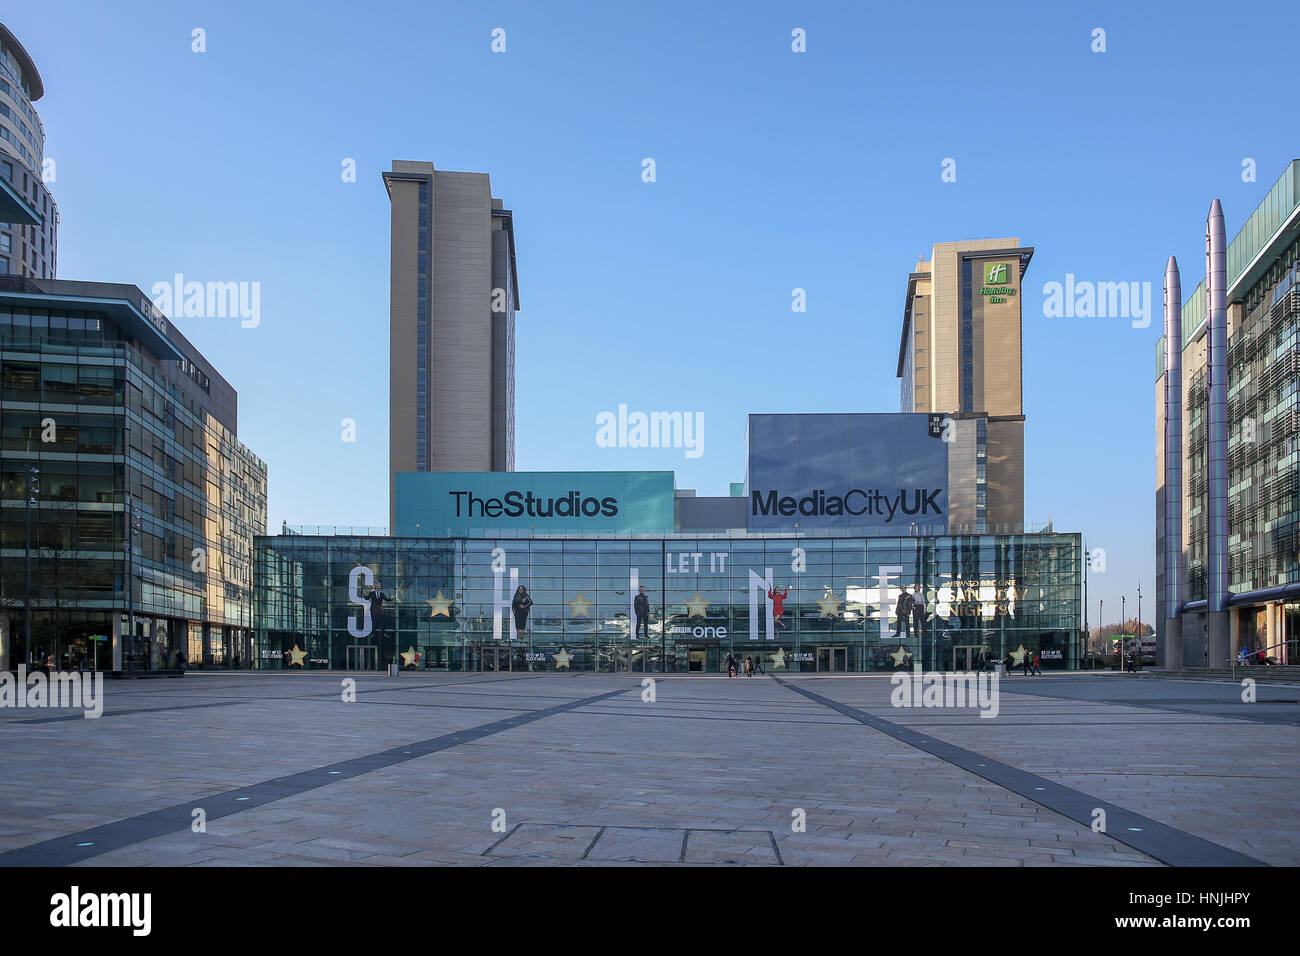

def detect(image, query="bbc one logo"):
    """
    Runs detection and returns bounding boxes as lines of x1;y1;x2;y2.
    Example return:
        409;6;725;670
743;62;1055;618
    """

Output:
670;625;727;639
448;490;619;520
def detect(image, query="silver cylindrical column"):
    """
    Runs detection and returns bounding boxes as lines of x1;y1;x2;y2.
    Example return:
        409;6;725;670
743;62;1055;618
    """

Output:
1206;200;1230;666
1163;256;1183;668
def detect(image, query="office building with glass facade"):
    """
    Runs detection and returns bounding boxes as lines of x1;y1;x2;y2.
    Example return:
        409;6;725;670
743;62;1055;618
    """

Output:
255;413;1081;672
1156;160;1300;667
0;22;58;280
254;530;1080;673
0;278;267;673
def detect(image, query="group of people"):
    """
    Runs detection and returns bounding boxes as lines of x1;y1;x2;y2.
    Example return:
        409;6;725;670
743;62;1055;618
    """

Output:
1237;646;1278;666
1003;651;1042;676
724;652;763;677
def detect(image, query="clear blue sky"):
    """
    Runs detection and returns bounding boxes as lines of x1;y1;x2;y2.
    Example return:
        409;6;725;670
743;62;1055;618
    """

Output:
13;0;1298;626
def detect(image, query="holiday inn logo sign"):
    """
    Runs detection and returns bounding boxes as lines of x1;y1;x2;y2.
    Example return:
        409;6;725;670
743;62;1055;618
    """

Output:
980;261;1017;303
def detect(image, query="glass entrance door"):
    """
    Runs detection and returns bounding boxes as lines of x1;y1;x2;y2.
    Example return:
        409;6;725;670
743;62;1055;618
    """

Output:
346;645;377;670
816;646;848;672
614;645;649;672
482;645;512;672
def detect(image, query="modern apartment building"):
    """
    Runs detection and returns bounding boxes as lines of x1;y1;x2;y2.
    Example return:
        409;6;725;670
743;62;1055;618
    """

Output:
382;161;519;531
0;278;267;673
898;239;1032;531
0;23;58;279
1157;160;1300;669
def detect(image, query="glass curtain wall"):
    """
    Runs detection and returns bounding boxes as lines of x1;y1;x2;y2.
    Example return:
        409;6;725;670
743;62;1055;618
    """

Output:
255;534;1081;673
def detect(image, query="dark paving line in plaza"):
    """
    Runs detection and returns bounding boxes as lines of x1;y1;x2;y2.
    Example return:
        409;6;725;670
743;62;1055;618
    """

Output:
295;673;574;699
996;684;1300;728
3;699;249;725
771;677;1267;868
0;684;636;867
90;672;567;703
522;709;844;729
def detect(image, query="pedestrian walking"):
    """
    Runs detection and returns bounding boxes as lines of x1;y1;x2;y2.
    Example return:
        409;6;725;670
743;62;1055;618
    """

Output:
725;652;736;678
755;655;765;675
175;649;187;672
1021;653;1030;676
1031;652;1041;676
745;656;754;677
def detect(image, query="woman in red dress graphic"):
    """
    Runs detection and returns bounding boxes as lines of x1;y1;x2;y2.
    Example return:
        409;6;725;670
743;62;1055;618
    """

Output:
768;585;790;629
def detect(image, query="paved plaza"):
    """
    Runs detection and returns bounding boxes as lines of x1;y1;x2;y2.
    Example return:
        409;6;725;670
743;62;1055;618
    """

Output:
1;671;1297;867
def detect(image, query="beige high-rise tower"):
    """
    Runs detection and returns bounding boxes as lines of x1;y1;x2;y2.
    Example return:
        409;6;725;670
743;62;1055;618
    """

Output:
898;238;1032;531
382;161;519;532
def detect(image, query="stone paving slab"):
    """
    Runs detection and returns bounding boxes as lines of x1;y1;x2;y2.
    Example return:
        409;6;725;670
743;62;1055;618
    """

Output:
0;672;1294;866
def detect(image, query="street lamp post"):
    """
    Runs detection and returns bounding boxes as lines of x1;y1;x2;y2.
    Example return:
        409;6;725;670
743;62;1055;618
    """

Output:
124;498;139;673
24;461;39;669
1082;543;1089;669
1136;581;1142;669
1099;599;1104;669
1121;595;1127;671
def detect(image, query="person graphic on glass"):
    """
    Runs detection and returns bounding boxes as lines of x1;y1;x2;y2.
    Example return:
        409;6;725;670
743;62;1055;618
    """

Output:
909;585;926;638
768;584;790;630
511;585;533;641
891;587;914;639
634;585;650;640
366;583;388;646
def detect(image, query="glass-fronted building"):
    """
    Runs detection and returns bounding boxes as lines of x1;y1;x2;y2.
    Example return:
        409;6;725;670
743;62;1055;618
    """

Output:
254;530;1081;673
0;278;267;672
257;413;1081;673
0;22;58;280
1156;160;1300;665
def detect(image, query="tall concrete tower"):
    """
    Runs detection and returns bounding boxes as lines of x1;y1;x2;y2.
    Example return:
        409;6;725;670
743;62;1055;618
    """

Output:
382;161;519;532
898;238;1033;531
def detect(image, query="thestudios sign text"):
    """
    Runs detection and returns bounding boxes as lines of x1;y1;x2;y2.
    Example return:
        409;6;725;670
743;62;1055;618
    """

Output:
448;489;618;521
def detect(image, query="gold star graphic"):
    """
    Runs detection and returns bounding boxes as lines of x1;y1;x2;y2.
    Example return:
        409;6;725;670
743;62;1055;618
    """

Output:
889;646;911;667
553;647;573;669
684;593;711;618
567;592;592;617
770;648;789;671
287;644;307;667
426;590;453;618
400;646;418;667
1009;644;1028;665
816;590;843;618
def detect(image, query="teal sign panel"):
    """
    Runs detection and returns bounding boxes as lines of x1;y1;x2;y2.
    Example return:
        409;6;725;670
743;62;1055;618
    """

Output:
394;471;676;534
